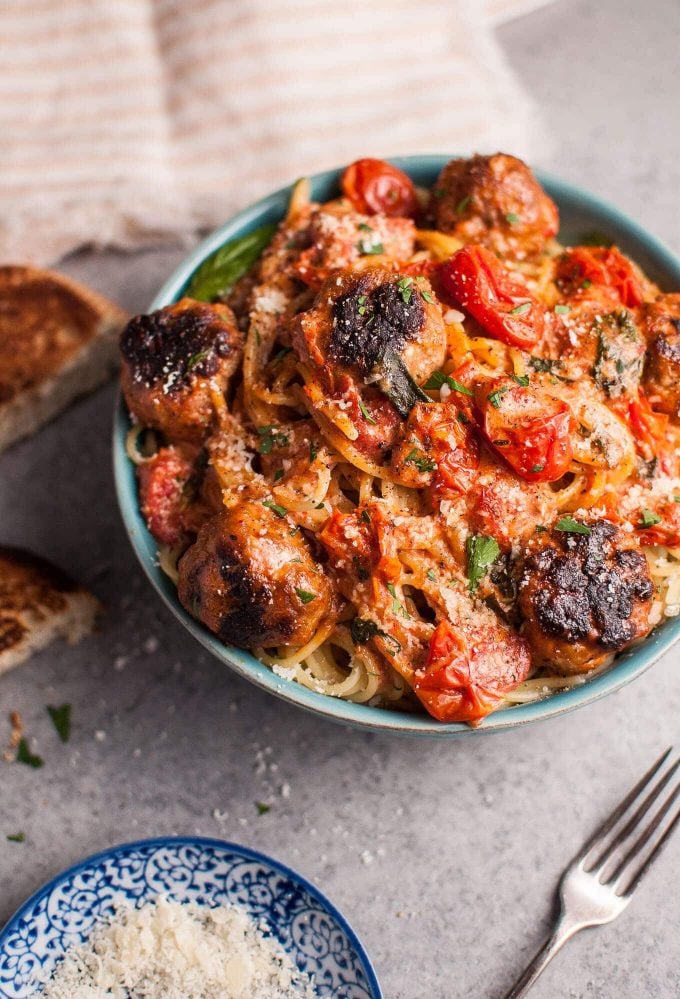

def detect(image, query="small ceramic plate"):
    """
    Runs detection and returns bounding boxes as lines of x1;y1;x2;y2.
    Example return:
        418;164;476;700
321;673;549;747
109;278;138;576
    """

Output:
0;836;382;999
113;156;680;735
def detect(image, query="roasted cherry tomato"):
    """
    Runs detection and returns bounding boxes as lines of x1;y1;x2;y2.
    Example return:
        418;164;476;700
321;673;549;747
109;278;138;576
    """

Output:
440;245;545;348
478;378;574;482
556;246;643;308
413;620;531;724
341;158;418;218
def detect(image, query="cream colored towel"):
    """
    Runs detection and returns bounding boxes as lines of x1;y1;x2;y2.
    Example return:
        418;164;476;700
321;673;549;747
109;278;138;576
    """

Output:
0;0;551;265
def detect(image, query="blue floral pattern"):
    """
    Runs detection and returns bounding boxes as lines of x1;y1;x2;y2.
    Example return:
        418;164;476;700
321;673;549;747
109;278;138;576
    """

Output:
0;838;380;999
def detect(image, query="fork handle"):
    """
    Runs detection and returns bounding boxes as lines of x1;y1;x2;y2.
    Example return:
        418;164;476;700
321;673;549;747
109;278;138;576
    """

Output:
503;916;580;998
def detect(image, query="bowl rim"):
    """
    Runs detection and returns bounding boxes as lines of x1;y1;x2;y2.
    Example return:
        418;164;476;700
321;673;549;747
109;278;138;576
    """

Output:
0;835;383;999
112;155;680;737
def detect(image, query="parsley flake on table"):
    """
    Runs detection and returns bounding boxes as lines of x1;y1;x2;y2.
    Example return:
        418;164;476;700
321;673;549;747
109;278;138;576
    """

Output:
6;832;25;843
466;534;500;593
555;516;592;535
255;802;271;815
47;704;71;744
16;738;43;769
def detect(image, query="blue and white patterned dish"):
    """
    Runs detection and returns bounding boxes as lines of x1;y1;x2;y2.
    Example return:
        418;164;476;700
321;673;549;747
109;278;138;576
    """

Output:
0;836;382;999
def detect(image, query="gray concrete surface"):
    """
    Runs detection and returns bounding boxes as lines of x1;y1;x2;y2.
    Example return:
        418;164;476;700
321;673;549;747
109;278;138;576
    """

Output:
2;1;680;996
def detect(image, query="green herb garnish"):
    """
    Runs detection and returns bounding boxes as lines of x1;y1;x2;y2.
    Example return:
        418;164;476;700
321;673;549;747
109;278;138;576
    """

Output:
187;223;276;301
257;425;289;455
274;469;284;481
456;195;471;215
295;588;317;604
358;240;385;256
386;582;411;618
358;398;377;424
424;370;473;396
421;290;435;304
256;802;271;815
47;704;71;744
487;386;510;408
186;350;210;372
16;739;43;769
554;304;571;315
639;509;662;528
506;212;520;224
466;534;501;593
530;463;545;474
555;516;591;535
405;448;437;473
397;276;414;305
426;569;437;582
350;618;401;655
6;832;25;843
263;499;288;518
510;302;531;316
270;347;292;367
309;439;318;462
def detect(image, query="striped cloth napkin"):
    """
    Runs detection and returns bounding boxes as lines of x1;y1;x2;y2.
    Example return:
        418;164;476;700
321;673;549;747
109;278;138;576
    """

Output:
0;0;552;265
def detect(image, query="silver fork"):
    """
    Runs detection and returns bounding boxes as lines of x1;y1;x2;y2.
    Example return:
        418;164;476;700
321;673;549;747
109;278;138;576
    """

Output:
504;748;680;998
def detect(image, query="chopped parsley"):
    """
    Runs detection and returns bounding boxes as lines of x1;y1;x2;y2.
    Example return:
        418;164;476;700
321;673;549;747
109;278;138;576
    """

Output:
270;347;292;367
360;509;371;524
554;304;571;315
255;802;271;815
397;276;414;304
295;588;317;604
358;397;377;424
582;278;592;289
487;386;510;408
186;350;210;371
16;738;43;769
512;373;530;387
530;463;545;474
6;832;25;843
426;568;437;582
505;212;520;224
639;509;662;528
529;356;562;374
263;499;288;518
405;447;437;473
309;439;318;462
387;582;411;618
456;195;472;215
510;302;531;316
466;534;501;593
424;370;473;396
358;222;373;231
358;239;384;255
274;468;284;481
555;516;591;535
421;290;435;304
257;425;289;455
536;524;548;533
47;704;71;744
675;496;680;503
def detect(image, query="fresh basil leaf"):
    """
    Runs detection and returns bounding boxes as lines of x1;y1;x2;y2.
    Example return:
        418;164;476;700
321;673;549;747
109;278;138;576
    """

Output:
186;223;277;301
378;351;430;417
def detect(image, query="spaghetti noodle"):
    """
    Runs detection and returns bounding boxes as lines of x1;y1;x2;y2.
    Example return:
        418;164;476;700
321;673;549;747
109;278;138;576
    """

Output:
119;154;680;725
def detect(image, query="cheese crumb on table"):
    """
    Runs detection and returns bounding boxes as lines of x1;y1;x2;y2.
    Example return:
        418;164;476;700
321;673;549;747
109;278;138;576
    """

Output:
38;895;316;999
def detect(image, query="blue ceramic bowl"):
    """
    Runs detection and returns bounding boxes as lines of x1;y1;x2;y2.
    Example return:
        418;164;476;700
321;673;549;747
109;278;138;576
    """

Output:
113;156;680;735
0;836;381;999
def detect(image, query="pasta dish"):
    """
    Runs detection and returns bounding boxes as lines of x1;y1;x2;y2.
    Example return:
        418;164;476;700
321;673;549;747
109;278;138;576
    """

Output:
119;154;680;724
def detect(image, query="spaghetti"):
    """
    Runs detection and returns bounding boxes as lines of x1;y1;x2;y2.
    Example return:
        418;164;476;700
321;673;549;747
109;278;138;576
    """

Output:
119;154;680;725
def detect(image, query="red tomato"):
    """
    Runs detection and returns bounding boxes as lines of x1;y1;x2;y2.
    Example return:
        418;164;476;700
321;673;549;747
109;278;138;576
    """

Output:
556;247;643;308
341;158;418;218
440;245;545;348
413;620;531;724
403;400;479;497
138;444;200;545
478;378;574;482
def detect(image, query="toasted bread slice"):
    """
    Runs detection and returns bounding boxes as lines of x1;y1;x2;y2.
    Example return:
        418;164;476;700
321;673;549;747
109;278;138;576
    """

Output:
0;265;127;453
0;546;101;677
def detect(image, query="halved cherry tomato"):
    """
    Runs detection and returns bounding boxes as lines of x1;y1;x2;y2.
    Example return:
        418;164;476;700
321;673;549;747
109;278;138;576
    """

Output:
440;245;545;348
556;247;643;308
413;620;531;724
341;158;418;218
392;400;479;496
478;378;574;482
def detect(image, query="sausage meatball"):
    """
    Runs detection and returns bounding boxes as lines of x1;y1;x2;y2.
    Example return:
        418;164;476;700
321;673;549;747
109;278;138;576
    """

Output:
641;294;680;416
120;298;242;443
518;519;653;674
292;266;446;404
177;500;333;648
432;153;559;260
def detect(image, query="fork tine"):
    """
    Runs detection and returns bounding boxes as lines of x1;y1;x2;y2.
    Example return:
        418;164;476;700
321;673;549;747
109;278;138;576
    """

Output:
610;780;680;894
616;803;680;898
590;756;680;876
579;748;672;869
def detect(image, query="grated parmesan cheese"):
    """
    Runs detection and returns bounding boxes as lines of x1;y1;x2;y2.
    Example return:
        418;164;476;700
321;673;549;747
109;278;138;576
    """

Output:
37;896;316;999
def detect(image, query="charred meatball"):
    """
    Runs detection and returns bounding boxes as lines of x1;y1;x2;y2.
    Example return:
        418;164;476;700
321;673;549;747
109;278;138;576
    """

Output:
518;519;653;674
432;153;559;260
292;267;446;410
120;298;242;442
641;294;680;417
177;501;333;648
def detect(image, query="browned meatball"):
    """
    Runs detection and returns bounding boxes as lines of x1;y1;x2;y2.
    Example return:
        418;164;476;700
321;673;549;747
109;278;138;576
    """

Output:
120;298;242;443
177;500;333;648
432;153;559;260
517;519;653;674
292;267;446;413
641;294;680;416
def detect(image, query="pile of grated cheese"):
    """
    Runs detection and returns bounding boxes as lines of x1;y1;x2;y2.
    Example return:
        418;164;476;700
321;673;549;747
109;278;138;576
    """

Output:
37;896;317;999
